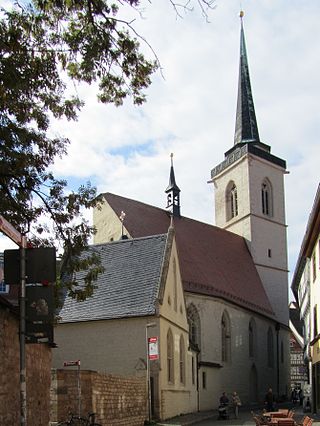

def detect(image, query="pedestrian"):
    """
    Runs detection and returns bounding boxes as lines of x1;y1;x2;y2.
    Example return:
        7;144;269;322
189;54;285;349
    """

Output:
265;388;275;412
299;388;304;406
232;391;242;419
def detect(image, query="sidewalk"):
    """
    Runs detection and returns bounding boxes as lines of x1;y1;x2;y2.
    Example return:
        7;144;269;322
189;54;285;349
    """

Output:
155;404;320;426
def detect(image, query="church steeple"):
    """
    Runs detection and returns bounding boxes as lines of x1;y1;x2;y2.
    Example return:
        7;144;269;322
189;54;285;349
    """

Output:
234;11;260;145
165;153;181;217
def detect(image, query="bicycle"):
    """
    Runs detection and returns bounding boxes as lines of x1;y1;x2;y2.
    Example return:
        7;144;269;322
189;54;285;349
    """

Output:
57;411;102;425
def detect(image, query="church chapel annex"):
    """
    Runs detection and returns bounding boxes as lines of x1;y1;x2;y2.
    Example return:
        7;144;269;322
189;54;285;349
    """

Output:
93;13;290;411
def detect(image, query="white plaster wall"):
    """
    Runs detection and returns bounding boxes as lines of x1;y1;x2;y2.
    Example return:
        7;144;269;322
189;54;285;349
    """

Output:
185;293;290;409
212;153;289;325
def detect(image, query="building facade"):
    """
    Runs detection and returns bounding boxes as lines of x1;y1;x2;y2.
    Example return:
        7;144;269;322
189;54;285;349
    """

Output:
292;184;320;412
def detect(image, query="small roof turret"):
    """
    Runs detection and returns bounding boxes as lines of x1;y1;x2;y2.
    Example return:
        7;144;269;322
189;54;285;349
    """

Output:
165;153;181;217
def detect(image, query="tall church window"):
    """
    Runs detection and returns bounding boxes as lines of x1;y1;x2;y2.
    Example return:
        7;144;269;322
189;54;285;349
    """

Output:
226;181;238;221
167;329;174;383
261;179;273;216
249;318;257;358
221;311;231;362
267;327;274;368
173;258;177;312
179;335;185;385
187;304;201;351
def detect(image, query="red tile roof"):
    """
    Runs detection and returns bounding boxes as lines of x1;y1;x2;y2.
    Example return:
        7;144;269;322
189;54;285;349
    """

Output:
103;193;275;318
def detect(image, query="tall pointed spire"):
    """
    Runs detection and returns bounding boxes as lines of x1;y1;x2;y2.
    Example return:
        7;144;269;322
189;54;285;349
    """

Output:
165;153;181;217
234;11;260;145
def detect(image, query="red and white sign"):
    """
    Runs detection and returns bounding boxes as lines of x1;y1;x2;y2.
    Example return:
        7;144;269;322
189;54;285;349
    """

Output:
63;360;80;367
148;337;159;360
0;215;22;246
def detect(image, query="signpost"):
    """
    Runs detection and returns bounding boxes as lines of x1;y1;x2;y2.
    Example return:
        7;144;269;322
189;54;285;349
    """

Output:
0;215;56;425
0;215;26;426
63;360;81;417
0;215;22;246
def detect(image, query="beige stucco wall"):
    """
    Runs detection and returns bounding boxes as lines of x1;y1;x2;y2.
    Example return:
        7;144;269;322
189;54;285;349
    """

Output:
93;197;131;244
310;233;320;364
53;235;196;421
158;238;197;419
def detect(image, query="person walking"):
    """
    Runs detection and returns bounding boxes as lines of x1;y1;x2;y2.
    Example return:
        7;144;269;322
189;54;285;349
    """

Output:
265;388;275;412
232;391;242;419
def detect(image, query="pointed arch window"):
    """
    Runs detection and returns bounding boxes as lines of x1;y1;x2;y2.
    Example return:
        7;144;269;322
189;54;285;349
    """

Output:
261;179;273;216
187;304;201;351
226;181;238;221
167;329;174;383
249;318;257;358
267;327;274;368
179;335;185;385
221;311;231;362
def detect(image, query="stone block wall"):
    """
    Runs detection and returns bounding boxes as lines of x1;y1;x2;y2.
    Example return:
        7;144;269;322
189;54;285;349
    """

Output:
0;305;51;426
51;369;147;426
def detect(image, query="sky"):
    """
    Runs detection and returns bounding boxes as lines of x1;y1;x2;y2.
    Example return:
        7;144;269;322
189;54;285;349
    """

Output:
1;0;319;298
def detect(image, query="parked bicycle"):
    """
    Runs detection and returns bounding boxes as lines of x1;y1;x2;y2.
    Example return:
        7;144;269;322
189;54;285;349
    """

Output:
57;411;102;425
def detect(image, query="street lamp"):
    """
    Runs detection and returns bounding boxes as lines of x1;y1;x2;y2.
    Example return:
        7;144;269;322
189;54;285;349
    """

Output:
146;322;156;423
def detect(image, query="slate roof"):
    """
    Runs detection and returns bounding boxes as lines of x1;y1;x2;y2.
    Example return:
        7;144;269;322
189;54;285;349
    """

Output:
103;193;275;319
289;303;303;336
58;234;167;323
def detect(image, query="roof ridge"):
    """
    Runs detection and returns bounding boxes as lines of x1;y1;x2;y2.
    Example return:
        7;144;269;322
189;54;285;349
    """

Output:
91;232;168;248
103;192;246;242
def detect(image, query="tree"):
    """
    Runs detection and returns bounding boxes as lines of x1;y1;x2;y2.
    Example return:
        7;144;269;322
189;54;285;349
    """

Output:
0;0;214;300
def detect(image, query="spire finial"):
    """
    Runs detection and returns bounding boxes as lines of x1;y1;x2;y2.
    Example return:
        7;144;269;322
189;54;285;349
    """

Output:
239;10;244;19
170;152;174;166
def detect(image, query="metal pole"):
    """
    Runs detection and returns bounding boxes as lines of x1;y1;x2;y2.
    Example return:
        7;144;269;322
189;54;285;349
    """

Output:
77;361;81;418
146;327;150;423
20;235;27;426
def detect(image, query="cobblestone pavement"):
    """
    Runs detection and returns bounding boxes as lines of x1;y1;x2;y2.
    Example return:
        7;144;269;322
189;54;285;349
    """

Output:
156;404;320;426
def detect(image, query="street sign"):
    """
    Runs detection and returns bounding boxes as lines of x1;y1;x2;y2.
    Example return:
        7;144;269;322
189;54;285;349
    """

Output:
4;247;56;284
148;336;159;360
64;360;81;367
0;215;22;246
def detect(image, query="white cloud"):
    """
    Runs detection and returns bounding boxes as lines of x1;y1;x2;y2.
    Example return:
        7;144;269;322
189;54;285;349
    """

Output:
2;1;319;299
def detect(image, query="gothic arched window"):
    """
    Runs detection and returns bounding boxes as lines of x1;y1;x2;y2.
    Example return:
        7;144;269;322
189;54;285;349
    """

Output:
179;335;185;385
261;179;273;216
249;318;257;358
267;327;274;368
226;181;238;221
167;329;174;383
187;304;201;351
221;311;231;362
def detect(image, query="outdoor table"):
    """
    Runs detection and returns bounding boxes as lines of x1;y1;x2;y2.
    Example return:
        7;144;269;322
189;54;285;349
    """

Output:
263;412;289;418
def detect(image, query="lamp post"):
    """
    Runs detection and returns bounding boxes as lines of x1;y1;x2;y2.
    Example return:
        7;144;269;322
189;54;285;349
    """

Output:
146;322;156;423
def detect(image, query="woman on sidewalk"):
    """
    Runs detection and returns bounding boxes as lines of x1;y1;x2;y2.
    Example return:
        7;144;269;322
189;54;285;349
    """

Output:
232;391;242;419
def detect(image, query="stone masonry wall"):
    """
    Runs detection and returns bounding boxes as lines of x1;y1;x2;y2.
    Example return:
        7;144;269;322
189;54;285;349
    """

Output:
51;369;147;426
0;306;51;426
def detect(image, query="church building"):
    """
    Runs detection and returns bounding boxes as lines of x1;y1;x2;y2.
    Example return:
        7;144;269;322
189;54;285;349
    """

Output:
93;13;290;412
54;13;291;421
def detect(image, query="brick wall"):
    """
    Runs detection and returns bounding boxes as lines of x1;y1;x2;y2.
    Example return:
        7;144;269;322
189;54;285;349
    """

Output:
51;369;147;426
0;305;51;426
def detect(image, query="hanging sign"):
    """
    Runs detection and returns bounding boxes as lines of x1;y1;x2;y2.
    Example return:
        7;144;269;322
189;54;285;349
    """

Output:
148;336;159;360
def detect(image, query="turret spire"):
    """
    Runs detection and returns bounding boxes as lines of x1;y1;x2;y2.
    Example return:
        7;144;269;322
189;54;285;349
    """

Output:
234;11;260;145
165;153;181;217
